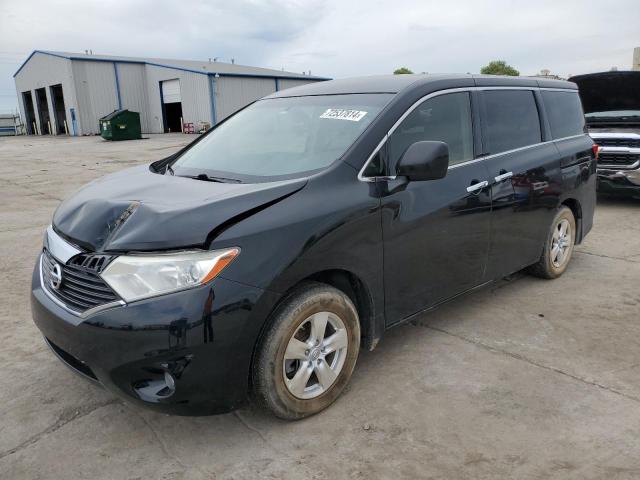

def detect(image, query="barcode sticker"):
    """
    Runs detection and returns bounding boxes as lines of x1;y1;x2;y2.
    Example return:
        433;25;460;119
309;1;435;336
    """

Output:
320;109;368;122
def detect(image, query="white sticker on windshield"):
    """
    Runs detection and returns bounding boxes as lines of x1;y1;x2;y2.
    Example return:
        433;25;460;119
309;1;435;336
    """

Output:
320;109;368;122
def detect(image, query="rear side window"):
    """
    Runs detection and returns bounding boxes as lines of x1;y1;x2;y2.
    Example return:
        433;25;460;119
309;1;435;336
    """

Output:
389;92;473;167
541;91;585;139
480;90;541;154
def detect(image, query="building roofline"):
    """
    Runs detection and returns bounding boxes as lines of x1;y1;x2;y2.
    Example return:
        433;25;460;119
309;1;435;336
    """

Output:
13;50;331;82
13;50;68;77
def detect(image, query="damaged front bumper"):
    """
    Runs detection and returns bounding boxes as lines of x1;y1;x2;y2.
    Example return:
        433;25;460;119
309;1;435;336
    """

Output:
31;259;277;415
597;167;640;197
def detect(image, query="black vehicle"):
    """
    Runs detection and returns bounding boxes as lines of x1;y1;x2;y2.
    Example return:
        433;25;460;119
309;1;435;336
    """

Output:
31;74;596;419
569;71;640;197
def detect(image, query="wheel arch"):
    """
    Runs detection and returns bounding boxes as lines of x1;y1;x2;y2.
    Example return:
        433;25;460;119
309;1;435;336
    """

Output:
304;269;375;348
248;268;377;394
560;197;584;243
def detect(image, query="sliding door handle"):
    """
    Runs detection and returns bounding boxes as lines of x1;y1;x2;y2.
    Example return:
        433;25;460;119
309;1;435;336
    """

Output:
494;171;513;182
466;180;489;193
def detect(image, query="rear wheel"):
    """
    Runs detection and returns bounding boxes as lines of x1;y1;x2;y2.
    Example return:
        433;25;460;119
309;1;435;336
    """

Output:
528;206;576;279
253;282;360;420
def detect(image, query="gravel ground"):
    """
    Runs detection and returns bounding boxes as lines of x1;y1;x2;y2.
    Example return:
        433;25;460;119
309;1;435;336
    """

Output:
1;134;639;480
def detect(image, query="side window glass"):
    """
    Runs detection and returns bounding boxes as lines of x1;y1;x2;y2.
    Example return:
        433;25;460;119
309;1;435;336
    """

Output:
389;92;474;169
541;91;585;139
480;90;541;154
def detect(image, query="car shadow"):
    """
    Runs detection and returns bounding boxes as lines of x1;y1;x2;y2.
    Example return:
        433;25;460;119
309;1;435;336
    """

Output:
597;192;640;206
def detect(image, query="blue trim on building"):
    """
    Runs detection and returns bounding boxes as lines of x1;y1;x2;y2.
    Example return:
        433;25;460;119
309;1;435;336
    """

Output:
113;63;122;109
218;71;329;81
208;75;218;125
0;127;16;133
14;50;331;82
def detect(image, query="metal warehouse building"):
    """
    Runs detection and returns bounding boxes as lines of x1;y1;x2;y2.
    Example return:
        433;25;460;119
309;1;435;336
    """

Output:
14;50;329;136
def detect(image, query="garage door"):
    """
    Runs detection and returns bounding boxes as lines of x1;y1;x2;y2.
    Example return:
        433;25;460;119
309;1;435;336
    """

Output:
162;79;181;103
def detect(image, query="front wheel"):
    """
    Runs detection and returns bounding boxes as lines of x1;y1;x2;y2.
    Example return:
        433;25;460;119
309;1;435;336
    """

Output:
527;206;576;279
253;282;360;420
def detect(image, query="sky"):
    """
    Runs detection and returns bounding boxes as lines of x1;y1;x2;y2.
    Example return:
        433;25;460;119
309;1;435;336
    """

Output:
0;0;638;112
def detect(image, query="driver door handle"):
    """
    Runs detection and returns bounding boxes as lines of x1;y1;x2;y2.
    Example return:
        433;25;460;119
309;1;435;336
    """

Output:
466;180;488;193
494;171;513;182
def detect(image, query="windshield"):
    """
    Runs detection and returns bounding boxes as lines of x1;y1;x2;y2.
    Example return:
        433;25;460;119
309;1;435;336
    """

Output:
170;94;393;182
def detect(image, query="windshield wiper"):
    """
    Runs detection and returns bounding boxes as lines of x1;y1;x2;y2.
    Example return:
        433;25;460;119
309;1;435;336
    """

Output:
189;173;242;183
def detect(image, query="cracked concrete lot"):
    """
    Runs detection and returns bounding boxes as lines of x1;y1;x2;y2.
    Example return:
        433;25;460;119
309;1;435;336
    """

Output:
1;134;640;479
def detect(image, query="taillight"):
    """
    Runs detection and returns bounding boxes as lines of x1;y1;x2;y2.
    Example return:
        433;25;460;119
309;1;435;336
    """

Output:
592;143;599;160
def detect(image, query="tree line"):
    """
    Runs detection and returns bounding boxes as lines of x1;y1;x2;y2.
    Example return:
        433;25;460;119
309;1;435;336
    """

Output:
393;60;520;76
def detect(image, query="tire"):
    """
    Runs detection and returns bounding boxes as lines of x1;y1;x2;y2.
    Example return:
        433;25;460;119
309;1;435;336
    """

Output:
253;282;360;420
527;206;576;279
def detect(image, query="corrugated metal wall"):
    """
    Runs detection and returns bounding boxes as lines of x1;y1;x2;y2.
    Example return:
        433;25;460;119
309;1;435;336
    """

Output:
72;61;119;135
145;65;212;133
16;53;325;136
14;52;78;135
215;76;276;121
116;63;151;133
278;78;316;92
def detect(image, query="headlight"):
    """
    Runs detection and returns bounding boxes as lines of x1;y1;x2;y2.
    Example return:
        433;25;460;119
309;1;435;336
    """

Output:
101;248;239;303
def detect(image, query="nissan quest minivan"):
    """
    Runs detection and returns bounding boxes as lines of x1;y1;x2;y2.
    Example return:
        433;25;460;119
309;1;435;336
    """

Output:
31;74;596;419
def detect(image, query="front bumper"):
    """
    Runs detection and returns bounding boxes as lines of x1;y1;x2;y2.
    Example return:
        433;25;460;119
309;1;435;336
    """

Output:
597;168;640;197
31;257;278;415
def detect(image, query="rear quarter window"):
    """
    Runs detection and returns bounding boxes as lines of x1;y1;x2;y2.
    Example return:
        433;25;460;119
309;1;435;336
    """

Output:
541;91;585;139
480;90;542;155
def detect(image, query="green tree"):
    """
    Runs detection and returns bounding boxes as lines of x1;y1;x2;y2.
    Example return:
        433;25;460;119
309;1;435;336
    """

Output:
393;67;413;75
480;60;519;76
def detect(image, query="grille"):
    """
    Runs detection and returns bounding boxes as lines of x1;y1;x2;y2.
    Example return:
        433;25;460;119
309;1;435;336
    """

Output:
42;248;119;313
594;138;640;148
598;153;639;167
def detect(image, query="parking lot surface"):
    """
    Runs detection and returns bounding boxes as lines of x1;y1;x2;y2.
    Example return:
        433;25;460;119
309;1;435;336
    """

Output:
1;134;639;479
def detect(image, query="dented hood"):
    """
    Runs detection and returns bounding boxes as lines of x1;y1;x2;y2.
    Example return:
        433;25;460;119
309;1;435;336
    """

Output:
53;165;307;252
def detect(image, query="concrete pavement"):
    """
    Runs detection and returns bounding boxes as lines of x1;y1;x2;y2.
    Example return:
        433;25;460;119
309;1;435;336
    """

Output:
1;134;639;479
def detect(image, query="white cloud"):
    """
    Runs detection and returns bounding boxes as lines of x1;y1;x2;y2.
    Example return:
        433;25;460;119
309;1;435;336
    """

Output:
0;0;638;111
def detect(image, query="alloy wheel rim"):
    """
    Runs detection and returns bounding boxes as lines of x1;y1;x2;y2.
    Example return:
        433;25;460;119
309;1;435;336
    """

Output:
282;311;349;400
551;218;572;268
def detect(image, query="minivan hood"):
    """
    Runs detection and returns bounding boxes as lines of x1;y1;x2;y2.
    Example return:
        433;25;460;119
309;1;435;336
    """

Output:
53;165;306;252
569;71;640;121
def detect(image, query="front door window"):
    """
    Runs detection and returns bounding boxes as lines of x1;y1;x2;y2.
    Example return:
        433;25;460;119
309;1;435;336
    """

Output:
389;92;474;170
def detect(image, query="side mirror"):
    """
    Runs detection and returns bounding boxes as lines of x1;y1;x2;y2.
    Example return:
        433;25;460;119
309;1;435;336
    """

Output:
396;141;449;181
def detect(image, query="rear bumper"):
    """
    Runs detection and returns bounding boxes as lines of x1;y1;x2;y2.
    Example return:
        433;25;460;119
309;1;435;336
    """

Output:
31;258;278;415
597;168;640;197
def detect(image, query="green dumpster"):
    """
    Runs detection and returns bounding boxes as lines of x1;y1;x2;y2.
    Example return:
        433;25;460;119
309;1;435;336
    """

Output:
99;109;142;141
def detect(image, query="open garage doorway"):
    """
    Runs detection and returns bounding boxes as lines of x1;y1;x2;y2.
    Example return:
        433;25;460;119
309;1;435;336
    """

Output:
160;79;183;133
49;85;67;135
35;88;51;135
22;91;36;135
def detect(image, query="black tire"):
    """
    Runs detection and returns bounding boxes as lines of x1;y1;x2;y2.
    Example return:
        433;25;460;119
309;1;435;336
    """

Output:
527;206;576;279
252;282;360;420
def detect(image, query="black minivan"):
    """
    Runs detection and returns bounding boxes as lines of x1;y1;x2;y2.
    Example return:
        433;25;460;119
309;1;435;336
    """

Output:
31;74;596;419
